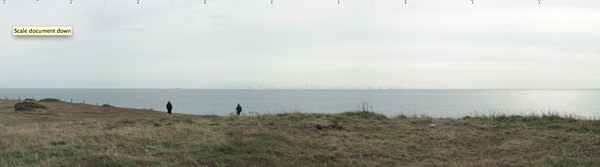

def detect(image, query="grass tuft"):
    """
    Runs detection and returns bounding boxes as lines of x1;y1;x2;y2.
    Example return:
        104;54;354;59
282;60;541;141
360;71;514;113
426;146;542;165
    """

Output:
50;141;67;146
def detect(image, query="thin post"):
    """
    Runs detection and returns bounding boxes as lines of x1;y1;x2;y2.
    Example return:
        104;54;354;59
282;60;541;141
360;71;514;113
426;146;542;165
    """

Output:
71;99;73;103
18;97;20;101
83;100;85;104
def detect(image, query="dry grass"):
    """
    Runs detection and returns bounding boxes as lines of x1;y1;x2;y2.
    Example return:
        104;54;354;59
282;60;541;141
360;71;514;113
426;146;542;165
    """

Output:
1;99;599;166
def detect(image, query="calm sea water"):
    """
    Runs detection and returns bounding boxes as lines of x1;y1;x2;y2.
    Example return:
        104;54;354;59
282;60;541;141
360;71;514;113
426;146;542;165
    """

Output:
1;89;599;118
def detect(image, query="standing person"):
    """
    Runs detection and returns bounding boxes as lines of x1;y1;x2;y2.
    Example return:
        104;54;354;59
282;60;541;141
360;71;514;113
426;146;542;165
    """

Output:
166;101;173;117
236;103;242;116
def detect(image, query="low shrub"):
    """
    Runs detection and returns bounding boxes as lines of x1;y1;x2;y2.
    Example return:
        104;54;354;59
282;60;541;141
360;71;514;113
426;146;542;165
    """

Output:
39;98;61;102
14;101;47;111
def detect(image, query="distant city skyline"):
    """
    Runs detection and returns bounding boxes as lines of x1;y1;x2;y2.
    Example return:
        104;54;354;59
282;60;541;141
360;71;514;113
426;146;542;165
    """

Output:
1;0;600;89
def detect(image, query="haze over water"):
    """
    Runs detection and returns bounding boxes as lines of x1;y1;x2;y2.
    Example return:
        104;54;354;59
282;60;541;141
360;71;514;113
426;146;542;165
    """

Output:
1;89;599;118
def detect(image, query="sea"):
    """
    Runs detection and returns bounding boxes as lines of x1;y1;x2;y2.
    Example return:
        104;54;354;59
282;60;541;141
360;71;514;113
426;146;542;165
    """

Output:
1;89;599;118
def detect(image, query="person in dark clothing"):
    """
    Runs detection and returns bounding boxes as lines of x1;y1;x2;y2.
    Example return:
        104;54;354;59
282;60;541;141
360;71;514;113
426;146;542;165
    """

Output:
236;103;242;116
166;101;173;117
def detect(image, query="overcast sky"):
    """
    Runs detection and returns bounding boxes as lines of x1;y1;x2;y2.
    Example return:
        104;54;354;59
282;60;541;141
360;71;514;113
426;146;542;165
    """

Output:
1;0;599;89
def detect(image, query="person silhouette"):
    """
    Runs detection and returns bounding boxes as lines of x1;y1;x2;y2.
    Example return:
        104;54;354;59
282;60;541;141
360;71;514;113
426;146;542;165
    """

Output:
166;101;173;117
236;103;242;116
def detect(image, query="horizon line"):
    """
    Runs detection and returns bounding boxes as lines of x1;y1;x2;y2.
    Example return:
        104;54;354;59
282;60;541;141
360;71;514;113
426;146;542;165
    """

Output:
1;88;599;90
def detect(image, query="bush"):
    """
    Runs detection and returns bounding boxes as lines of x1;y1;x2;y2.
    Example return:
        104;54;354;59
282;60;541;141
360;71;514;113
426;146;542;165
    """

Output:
39;98;61;102
24;98;36;101
14;101;47;111
102;104;113;107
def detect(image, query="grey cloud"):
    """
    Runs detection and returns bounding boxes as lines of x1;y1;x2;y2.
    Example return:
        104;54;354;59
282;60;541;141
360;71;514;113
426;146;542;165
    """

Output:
121;26;145;32
206;12;230;19
1;1;599;89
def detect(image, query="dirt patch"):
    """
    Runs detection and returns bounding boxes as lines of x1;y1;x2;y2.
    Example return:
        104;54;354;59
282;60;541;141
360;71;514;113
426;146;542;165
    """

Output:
497;139;535;151
304;123;343;131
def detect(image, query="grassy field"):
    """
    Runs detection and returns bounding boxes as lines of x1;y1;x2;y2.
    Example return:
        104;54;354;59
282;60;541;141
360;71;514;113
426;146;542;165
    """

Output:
1;99;599;166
